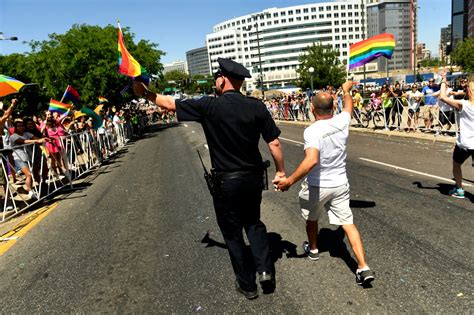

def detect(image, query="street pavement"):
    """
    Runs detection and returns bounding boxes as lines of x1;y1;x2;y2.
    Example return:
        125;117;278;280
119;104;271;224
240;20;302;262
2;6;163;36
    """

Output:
0;121;472;313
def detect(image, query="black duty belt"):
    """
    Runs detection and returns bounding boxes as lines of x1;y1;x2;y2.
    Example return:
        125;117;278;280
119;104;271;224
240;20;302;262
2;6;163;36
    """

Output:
215;170;261;181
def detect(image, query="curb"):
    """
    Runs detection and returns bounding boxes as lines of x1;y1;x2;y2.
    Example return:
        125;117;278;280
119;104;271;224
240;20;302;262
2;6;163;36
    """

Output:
275;120;456;145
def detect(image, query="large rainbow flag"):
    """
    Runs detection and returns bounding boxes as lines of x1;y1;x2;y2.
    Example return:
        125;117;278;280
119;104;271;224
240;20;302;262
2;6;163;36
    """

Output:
349;33;395;70
49;99;72;114
118;23;145;78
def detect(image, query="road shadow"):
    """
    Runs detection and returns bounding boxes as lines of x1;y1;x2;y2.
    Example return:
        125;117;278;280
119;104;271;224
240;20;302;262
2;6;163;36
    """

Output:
201;231;227;249
318;227;359;275
413;181;474;202
350;200;376;208
267;232;306;261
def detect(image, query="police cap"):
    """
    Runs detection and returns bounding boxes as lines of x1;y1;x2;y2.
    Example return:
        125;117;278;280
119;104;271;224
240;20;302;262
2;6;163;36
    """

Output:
216;57;251;81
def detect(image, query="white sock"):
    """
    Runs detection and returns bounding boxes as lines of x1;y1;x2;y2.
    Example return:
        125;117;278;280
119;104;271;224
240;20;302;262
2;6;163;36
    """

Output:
357;266;370;273
310;248;319;254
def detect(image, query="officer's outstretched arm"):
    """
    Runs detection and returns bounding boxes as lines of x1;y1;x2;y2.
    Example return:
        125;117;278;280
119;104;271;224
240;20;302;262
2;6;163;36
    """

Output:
268;138;285;178
132;81;176;111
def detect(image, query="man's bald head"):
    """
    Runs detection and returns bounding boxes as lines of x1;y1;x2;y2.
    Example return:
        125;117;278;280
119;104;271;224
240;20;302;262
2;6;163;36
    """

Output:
312;92;334;116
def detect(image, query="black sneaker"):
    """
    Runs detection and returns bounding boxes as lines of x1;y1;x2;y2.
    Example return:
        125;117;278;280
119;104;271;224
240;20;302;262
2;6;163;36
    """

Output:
356;268;375;286
235;280;258;300
303;241;319;261
258;272;275;294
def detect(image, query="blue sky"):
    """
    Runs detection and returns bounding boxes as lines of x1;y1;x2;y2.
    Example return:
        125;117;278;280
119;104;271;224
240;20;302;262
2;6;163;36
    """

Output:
0;0;451;63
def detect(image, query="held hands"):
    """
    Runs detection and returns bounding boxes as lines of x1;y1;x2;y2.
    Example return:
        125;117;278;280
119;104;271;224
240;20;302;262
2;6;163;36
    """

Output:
272;175;292;192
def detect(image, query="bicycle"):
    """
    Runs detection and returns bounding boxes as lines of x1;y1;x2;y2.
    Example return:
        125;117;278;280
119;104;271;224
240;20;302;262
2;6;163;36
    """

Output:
359;96;385;128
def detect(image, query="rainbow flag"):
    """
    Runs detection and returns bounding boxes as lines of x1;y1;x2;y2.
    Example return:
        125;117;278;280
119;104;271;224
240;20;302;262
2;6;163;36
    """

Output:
62;85;81;104
118;23;145;78
349;33;395;70
98;96;108;103
49;99;72;114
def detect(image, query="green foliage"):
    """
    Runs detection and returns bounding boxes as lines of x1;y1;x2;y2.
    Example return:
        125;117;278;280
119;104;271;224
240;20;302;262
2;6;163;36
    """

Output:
0;24;164;110
418;58;447;68
451;39;474;72
296;43;346;89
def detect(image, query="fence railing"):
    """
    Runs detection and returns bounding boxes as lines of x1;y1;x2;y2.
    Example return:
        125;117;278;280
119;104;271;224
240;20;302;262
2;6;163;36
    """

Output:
0;122;134;222
270;97;458;137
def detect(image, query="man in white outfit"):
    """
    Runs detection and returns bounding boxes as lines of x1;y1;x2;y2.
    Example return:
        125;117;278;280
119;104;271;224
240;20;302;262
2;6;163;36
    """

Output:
273;80;374;286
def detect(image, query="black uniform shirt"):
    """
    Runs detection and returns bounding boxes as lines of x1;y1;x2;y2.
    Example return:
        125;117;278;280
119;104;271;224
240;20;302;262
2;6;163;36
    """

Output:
175;90;281;172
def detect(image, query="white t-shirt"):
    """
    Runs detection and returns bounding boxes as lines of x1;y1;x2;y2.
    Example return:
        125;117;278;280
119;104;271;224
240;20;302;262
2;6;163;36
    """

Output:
457;100;474;150
304;111;350;187
407;90;422;111
438;88;453;112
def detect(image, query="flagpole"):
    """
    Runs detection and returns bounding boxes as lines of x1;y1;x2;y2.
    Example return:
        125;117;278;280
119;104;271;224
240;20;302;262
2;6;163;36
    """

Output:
60;85;69;103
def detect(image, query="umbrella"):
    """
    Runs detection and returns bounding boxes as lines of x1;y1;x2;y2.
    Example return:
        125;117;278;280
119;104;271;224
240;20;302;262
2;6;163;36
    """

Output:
0;75;25;97
80;107;103;130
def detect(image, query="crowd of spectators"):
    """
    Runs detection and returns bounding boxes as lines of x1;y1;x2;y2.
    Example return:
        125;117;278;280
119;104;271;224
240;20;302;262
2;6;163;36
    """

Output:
0;98;150;203
262;78;469;134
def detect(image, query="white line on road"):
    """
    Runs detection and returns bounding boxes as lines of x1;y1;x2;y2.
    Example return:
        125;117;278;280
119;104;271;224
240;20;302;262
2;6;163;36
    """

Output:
280;137;304;146
183;124;188;128
359;157;473;188
204;144;209;150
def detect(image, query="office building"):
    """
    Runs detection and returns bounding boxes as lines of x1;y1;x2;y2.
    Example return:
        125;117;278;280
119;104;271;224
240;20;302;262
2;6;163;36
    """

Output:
186;46;211;76
163;60;188;74
366;0;416;73
452;0;469;50
439;25;451;62
206;0;367;91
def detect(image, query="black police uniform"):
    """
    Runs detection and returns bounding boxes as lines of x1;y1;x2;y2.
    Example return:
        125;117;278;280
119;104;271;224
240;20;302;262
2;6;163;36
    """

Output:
174;58;280;293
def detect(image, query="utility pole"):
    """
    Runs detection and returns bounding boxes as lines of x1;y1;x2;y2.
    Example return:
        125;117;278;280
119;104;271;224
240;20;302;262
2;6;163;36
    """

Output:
361;0;366;91
412;0;418;83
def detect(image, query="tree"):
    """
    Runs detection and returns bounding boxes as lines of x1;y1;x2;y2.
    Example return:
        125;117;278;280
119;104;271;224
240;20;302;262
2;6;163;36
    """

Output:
0;24;165;109
296;43;346;90
419;58;447;68
451;39;474;72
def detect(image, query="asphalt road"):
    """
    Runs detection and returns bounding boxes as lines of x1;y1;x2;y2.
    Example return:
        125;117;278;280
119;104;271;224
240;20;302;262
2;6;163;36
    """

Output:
0;121;472;313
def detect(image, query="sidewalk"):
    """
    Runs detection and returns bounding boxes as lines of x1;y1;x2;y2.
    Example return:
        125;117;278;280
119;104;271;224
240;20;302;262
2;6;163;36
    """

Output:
276;120;456;145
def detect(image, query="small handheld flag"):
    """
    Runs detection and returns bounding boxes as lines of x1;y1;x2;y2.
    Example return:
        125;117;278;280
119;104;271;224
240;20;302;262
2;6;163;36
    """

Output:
349;33;395;70
49;99;72;114
118;22;145;78
61;85;81;104
98;96;108;103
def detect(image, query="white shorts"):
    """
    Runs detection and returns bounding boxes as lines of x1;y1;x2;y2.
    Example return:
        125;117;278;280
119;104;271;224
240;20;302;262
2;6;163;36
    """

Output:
298;179;353;225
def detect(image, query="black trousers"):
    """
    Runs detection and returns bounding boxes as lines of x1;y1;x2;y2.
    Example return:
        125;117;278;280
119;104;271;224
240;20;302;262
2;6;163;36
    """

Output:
212;173;273;292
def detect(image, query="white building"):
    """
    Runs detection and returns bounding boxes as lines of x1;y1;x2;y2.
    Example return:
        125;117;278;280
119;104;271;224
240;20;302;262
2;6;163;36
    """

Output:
206;0;367;92
163;60;188;74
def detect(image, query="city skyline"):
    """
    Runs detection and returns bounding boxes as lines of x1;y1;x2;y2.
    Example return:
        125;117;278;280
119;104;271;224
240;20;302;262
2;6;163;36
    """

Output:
0;0;450;64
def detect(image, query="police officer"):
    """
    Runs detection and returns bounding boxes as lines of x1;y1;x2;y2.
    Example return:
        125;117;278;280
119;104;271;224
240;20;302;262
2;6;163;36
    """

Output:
132;58;285;299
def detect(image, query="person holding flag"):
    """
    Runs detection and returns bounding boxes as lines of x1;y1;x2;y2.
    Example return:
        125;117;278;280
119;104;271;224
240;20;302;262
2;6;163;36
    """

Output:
273;80;375;287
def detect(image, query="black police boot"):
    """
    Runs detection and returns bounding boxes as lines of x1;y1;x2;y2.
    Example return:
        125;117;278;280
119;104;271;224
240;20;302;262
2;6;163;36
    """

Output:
234;280;258;300
258;272;276;294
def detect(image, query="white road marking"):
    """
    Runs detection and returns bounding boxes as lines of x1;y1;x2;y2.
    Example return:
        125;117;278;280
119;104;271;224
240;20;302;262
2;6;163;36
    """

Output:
204;144;209;150
183;124;188;128
359;157;473;188
280;137;304;146
191;131;195;133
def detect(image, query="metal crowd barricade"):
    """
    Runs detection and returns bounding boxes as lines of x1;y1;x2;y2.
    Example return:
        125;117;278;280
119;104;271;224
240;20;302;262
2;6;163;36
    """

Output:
0;123;132;222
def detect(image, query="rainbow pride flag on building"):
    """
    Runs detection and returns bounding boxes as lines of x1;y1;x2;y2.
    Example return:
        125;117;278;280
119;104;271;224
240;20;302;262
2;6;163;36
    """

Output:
118;23;145;78
49;99;72;114
349;33;395;70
